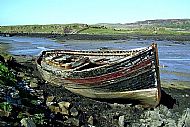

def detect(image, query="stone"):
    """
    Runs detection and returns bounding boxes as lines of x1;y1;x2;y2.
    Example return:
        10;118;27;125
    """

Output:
150;120;164;127
178;108;190;127
54;107;61;114
70;107;78;117
60;106;69;115
10;90;20;99
48;105;56;112
0;110;10;117
65;118;79;126
20;118;36;127
46;96;54;102
166;118;177;127
46;96;55;106
58;101;71;109
17;72;25;77
87;116;94;125
0;121;8;126
30;78;38;88
118;115;124;127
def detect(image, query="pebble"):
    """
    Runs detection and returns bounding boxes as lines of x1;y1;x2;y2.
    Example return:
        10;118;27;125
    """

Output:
118;115;124;127
70;107;78;117
17;72;25;77
64;118;79;126
46;96;55;102
58;101;71;109
54;107;61;114
60;106;69;115
46;96;55;106
30;78;38;88
87;116;94;125
20;118;36;127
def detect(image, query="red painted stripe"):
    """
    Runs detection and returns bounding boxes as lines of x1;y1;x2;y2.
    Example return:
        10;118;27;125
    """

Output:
65;59;152;84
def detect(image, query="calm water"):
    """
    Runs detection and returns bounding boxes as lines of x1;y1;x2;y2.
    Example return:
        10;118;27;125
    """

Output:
1;36;190;82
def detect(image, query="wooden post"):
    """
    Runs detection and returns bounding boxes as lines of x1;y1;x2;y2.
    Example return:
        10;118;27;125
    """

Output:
152;43;161;106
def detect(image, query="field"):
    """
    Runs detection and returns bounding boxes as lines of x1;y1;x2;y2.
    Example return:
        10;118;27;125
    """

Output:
1;19;190;36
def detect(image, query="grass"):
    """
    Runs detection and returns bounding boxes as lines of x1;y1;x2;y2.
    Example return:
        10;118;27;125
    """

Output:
0;62;16;86
0;24;88;34
1;24;190;36
161;80;190;89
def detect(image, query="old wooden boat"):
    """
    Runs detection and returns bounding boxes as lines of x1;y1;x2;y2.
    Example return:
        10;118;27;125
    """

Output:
36;43;161;107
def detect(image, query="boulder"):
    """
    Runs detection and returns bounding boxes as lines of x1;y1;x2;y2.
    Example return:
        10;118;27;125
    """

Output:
58;101;71;109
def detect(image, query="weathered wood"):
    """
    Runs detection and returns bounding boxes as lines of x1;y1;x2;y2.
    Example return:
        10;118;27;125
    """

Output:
36;43;161;107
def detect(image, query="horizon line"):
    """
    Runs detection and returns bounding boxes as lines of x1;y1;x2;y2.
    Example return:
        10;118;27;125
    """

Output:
1;18;190;26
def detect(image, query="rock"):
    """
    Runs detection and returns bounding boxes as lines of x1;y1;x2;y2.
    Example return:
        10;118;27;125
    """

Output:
58;101;71;109
60;106;69;115
0;110;10;117
10;90;20;99
46;96;55;106
17;72;25;77
111;103;125;108
70;107;78;117
54;107;61;114
166;118;177;127
48;105;56;112
46;96;54;102
140;109;166;127
20;118;36;127
87;116;94;125
149;120;164;127
30;78;38;88
118;115;124;127
178;108;190;127
0;121;9;127
64;118;79;126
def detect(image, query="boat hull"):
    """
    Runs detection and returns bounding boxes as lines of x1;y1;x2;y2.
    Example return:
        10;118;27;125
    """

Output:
36;43;161;107
65;85;160;107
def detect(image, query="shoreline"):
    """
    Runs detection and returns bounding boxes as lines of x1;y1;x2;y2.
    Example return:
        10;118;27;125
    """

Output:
1;33;190;41
0;43;190;126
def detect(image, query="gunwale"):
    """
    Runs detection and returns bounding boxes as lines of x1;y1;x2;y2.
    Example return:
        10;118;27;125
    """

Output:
36;43;161;107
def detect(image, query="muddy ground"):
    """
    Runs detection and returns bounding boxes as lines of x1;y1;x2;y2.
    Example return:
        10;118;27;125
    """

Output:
1;33;190;41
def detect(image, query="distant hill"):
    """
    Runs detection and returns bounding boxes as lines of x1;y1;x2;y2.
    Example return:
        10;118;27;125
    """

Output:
96;19;190;30
0;19;190;36
0;24;89;34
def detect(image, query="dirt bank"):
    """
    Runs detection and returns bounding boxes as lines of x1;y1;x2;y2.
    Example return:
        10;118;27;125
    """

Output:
1;33;190;41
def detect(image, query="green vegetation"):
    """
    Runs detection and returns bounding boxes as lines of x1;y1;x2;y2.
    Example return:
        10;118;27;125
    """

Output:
0;102;13;112
0;24;88;34
0;63;16;86
0;19;190;35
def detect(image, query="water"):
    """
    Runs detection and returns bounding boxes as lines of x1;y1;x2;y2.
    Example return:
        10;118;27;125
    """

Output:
0;36;190;82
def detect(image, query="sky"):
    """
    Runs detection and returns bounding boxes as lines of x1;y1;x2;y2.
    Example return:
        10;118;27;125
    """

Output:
0;0;190;26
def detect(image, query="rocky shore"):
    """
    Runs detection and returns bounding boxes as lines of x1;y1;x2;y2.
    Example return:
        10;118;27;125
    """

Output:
0;52;190;127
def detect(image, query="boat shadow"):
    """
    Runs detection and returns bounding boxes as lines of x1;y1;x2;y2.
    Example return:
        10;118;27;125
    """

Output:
159;89;176;109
